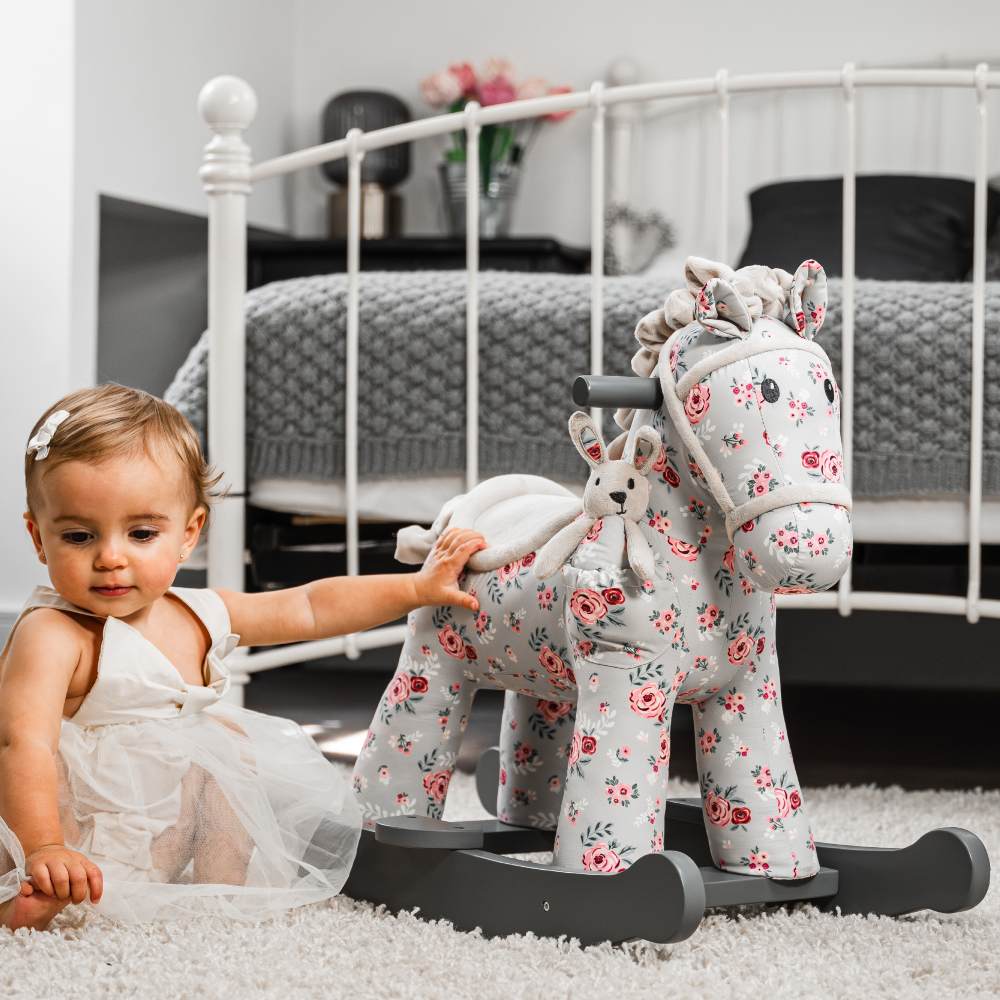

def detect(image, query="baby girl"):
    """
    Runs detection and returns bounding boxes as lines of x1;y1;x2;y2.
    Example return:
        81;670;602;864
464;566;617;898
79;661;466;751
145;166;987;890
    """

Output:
0;383;484;931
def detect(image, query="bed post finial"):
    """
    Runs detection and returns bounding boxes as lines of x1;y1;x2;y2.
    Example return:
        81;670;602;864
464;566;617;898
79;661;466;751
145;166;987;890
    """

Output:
198;75;257;705
198;76;257;193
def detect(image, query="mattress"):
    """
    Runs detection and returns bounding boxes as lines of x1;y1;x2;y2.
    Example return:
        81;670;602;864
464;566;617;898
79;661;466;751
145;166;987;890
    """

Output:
247;476;1000;545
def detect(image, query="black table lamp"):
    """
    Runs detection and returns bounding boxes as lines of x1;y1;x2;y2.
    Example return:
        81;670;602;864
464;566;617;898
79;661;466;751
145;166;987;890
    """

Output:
322;90;411;239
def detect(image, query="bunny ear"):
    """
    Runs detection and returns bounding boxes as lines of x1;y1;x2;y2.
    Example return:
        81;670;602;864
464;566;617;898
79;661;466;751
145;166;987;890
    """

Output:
694;277;754;340
630;425;660;475
785;259;828;339
568;410;606;468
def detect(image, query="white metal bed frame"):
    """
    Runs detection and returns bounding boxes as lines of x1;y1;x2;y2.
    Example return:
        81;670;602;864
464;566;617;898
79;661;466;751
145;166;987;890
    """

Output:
196;64;999;703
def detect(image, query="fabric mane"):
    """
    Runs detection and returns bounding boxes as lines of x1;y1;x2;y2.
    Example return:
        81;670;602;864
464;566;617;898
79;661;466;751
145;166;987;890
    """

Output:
614;256;799;429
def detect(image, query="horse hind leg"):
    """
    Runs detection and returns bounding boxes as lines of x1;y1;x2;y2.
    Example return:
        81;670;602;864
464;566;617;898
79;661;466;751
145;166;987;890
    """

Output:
497;691;574;830
351;605;476;827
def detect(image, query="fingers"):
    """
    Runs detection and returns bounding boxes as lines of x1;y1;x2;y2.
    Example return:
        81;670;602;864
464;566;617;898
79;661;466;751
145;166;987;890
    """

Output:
30;862;54;898
68;863;90;904
443;588;480;613
49;861;70;900
436;528;487;558
19;880;33;897
85;862;104;904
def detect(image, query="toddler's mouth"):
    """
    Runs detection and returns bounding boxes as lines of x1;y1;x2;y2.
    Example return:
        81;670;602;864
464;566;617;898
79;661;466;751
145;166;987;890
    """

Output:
92;585;133;597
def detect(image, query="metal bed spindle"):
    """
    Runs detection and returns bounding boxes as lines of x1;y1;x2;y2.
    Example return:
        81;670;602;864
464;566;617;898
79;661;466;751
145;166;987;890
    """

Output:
343;127;363;660
465;102;481;491
838;63;857;618
716;69;729;263
967;63;989;623
198;67;1000;703
589;81;606;428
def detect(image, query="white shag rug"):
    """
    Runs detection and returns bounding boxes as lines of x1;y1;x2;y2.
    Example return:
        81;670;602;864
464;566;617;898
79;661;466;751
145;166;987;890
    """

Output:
2;767;997;1000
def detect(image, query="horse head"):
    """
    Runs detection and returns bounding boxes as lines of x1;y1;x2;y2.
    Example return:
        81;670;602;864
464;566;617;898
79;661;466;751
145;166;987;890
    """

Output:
643;257;852;594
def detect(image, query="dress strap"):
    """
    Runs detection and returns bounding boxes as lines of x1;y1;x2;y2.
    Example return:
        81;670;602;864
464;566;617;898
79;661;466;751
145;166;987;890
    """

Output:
168;587;233;645
0;586;103;661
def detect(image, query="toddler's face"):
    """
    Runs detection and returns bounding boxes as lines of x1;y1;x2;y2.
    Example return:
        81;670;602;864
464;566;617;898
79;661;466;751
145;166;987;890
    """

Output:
24;447;205;620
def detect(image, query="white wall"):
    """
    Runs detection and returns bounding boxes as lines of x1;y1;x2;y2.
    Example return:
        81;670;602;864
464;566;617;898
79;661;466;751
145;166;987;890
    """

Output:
0;0;297;614
4;0;1000;613
0;1;76;611
290;0;1000;256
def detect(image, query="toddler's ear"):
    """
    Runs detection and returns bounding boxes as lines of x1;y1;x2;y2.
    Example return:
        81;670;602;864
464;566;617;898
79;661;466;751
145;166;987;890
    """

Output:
23;512;46;564
568;411;606;468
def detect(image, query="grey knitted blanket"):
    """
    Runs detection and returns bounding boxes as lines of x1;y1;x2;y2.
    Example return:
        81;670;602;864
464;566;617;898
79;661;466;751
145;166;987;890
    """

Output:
164;272;1000;499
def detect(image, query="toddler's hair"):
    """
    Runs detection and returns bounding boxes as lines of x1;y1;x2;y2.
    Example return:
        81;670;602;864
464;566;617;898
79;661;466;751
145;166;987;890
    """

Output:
25;384;224;519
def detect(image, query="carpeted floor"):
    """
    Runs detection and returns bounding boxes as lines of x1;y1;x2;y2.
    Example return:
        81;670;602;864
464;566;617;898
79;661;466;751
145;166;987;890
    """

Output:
2;768;997;1000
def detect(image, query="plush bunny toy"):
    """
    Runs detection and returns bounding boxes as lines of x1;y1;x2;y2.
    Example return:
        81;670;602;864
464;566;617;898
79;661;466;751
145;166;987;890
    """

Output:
534;411;660;582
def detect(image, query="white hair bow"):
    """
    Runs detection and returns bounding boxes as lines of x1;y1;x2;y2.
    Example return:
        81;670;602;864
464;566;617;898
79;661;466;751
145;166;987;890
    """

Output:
26;410;70;461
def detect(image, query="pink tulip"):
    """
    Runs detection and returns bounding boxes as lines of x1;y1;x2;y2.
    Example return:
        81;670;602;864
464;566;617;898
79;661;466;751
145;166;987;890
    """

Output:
448;61;477;95
546;85;574;121
421;69;462;108
480;75;517;107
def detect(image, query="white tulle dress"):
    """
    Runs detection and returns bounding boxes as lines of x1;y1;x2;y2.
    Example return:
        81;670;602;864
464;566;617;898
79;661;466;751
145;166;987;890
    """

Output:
0;586;361;922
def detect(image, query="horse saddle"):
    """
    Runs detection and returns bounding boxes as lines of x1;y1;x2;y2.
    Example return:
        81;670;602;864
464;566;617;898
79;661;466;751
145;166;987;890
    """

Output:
394;474;583;572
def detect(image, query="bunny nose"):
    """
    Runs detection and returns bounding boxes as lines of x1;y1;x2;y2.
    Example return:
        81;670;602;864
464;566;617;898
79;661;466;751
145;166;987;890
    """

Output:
609;490;627;504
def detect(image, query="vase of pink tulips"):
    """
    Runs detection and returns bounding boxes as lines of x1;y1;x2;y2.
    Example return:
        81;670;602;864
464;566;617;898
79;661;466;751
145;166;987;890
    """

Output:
421;58;574;236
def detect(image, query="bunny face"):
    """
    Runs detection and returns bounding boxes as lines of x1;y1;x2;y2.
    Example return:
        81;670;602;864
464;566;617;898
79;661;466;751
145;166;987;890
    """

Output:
583;460;649;519
568;411;660;523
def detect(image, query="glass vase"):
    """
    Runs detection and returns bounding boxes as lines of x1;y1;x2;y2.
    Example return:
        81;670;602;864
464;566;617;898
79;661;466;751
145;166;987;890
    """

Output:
438;160;520;237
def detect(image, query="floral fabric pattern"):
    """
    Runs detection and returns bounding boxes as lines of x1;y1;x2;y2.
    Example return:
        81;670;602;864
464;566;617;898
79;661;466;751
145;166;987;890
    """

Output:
353;276;850;881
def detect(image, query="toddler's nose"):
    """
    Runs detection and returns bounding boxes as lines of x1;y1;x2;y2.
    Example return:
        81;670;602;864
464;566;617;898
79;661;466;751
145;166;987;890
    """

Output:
609;490;627;505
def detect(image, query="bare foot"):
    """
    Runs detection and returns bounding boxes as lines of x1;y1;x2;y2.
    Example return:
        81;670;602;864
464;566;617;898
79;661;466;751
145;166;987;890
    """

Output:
0;883;70;931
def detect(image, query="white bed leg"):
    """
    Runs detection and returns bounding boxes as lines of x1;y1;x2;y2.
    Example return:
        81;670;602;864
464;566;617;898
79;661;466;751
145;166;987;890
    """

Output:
199;76;256;698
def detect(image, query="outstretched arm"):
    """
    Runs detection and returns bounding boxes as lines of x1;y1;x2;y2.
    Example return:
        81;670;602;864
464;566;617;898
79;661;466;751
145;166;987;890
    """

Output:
219;527;487;648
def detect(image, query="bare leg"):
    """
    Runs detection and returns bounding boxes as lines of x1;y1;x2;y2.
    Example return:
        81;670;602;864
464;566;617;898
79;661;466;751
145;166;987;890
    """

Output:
192;773;253;886
0;883;70;931
150;763;206;881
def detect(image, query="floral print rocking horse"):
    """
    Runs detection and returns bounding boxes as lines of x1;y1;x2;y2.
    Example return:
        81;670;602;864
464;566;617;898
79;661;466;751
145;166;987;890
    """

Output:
353;256;854;880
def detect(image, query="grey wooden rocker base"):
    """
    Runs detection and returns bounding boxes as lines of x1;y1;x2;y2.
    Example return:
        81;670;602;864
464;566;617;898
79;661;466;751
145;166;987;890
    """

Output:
342;747;990;945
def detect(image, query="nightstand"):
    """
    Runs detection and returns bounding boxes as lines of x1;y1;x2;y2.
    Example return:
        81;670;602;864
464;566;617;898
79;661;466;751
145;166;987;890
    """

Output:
247;236;591;290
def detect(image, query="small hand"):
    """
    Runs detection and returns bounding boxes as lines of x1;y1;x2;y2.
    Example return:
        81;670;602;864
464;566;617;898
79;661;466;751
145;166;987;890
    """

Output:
414;528;486;612
24;844;103;905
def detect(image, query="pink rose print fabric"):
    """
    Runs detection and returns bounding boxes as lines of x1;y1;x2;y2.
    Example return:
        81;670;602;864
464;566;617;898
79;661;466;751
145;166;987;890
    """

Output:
353;268;847;882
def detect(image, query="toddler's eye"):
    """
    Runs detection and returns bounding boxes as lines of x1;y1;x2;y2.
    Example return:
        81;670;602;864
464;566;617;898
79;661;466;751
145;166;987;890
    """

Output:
131;529;160;542
62;531;91;545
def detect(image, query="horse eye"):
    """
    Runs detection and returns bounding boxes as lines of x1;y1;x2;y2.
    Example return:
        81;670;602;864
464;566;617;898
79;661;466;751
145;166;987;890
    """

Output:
595;477;600;485
627;478;635;490
761;378;780;403
824;378;836;403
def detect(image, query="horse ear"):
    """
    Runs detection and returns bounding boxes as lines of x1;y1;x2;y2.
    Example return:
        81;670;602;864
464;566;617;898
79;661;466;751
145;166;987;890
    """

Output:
630;425;660;475
694;277;753;339
785;259;828;339
568;411;606;468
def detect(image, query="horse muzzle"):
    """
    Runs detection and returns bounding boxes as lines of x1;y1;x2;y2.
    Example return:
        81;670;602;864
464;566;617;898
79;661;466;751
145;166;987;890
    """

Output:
732;500;853;594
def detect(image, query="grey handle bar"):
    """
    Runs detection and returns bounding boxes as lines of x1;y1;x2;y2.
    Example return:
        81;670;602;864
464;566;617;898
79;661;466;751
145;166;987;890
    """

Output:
572;375;663;410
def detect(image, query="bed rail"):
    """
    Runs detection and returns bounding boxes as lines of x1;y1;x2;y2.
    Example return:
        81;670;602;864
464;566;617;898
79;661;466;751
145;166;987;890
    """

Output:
198;66;998;701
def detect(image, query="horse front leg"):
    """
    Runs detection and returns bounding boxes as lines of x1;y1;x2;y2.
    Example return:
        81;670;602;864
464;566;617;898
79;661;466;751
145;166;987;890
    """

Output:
352;605;476;828
692;667;818;879
553;660;677;873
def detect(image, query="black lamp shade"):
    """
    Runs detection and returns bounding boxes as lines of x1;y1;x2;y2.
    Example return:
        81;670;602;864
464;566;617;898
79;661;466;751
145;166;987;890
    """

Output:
321;90;411;188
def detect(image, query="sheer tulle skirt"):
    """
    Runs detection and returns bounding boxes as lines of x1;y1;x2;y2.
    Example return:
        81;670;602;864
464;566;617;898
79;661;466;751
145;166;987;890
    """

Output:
0;706;361;922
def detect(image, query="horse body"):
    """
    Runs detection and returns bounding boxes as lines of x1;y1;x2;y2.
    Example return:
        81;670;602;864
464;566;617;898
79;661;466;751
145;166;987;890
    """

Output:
353;259;851;879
